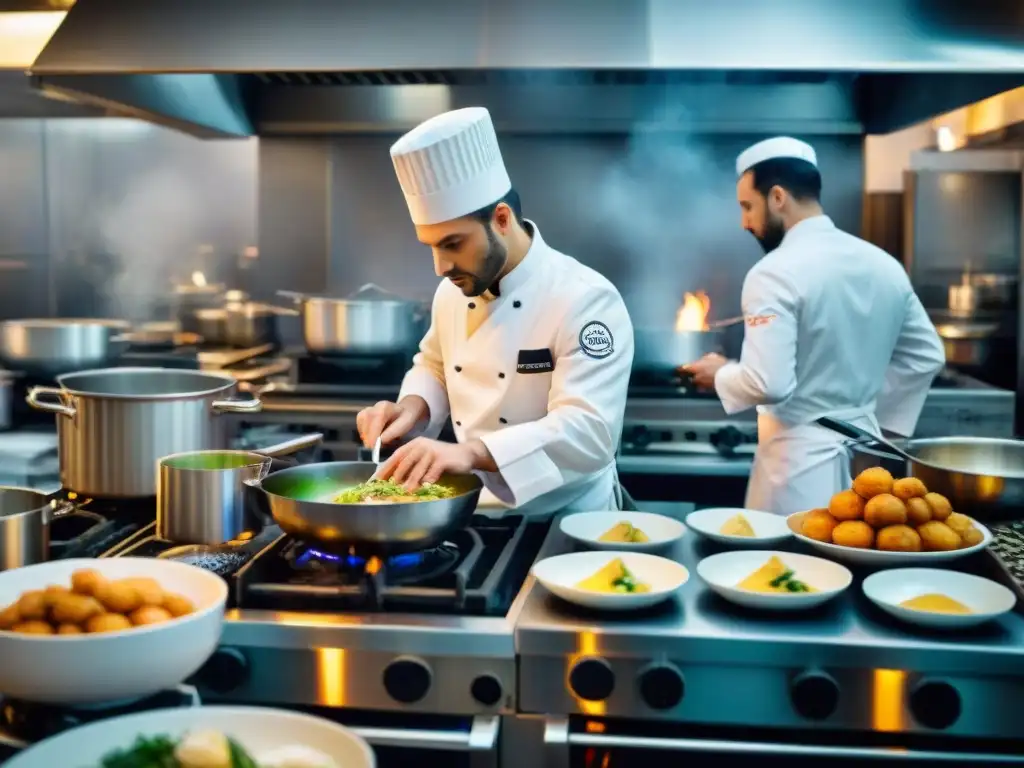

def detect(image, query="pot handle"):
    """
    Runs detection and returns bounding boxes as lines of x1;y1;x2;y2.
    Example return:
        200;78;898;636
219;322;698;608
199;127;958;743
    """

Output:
27;386;76;418
211;397;263;414
45;499;77;524
253;432;324;458
276;290;307;304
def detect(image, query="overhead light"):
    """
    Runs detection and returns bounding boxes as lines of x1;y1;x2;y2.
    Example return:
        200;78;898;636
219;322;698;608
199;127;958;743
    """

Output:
0;11;67;70
935;126;958;152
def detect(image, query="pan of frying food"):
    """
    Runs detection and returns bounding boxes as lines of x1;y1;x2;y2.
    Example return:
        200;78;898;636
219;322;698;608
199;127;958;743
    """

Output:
255;461;483;554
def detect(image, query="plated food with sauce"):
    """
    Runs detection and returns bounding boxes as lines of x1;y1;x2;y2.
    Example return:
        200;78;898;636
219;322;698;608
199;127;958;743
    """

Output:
861;568;1016;629
697;550;852;610
685;507;792;547
532;550;689;610
559;511;686;553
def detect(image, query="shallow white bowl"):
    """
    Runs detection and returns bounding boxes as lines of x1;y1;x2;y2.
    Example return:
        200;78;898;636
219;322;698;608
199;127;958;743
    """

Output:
3;705;375;768
697;550;852;611
532;551;688;611
0;557;227;704
862;568;1016;629
560;511;686;553
686;508;792;547
787;511;992;567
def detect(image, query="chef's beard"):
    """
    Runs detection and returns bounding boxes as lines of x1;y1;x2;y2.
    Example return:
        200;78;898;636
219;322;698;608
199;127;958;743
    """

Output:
754;212;786;254
446;225;508;297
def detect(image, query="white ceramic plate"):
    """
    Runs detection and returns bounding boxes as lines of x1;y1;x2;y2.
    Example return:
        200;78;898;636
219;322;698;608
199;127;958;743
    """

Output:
787;511;992;567
532;551;689;611
559;511;686;553
862;568;1016;629
0;558;227;704
686;508;792;547
697;550;852;611
4;705;375;768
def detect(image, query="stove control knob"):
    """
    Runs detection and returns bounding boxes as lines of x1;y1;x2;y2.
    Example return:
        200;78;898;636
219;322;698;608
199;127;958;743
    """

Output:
638;663;685;710
195;647;249;694
790;670;840;721
471;674;504;707
910;679;961;730
569;658;615;702
383;657;433;704
710;426;745;455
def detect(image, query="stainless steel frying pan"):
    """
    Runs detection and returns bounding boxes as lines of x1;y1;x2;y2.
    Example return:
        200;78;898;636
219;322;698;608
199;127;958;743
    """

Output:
255;461;483;554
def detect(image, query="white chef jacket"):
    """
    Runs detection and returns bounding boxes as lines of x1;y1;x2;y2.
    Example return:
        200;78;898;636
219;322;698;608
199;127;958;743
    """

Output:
715;215;945;516
398;221;634;517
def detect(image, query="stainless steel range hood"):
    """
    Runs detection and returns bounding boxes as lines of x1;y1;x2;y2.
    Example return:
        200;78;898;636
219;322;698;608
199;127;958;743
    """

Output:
28;0;1024;138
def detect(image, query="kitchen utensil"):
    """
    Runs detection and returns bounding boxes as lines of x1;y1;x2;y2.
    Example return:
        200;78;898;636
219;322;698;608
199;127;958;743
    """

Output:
861;568;1016;630
696;550;852;611
0;557;227;704
26;367;262;498
157;525;283;575
157;432;324;545
633;327;723;373
173;281;226;333
193;307;229;346
371;435;382;466
255;461;482;554
278;283;425;355
224;301;298;348
685;507;793;547
0;319;131;377
819;416;1024;521
112;329;203;350
559;511;686;554
705;315;746;330
531;551;689;611
3;706;375;768
0;486;81;571
932;319;1000;367
786;510;992;566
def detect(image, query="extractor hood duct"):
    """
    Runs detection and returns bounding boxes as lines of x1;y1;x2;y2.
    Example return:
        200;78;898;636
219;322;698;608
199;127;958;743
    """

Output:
28;0;1024;138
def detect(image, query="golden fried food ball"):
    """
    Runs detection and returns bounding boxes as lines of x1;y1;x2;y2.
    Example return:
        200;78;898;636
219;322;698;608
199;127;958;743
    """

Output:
162;593;195;618
832;520;875;549
801;509;838;543
57;623;84;635
852;467;894;499
961;527;985;548
0;603;20;630
905;497;932;527
85;613;133;634
43;584;71;607
50;593;104;625
16;590;47;621
11;620;54;635
94;580;142;614
918;521;962;552
945;512;974;536
828;490;865;521
71;568;107;597
864;494;908;528
876;524;922;552
129;605;173;626
892;477;928;501
118;578;165;607
923;493;953;522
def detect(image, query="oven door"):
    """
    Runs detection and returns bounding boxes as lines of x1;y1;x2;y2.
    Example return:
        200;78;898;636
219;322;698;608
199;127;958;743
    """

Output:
542;718;1024;767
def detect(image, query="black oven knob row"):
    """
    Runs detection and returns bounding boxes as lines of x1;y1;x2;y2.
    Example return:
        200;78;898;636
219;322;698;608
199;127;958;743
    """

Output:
637;664;685;710
471;674;504;706
383;657;433;704
790;670;840;721
909;680;961;730
709;426;746;455
569;658;615;702
194;647;249;694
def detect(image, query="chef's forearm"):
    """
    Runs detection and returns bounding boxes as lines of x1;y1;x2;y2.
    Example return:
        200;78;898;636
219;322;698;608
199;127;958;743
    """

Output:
464;438;499;473
398;395;430;425
715;359;795;414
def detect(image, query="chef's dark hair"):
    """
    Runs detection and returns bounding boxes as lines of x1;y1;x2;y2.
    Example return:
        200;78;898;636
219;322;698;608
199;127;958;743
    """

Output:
748;158;821;203
468;187;524;226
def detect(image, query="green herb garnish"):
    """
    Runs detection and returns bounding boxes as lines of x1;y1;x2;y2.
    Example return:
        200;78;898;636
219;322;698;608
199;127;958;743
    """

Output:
99;735;177;768
612;563;640;593
333;478;456;504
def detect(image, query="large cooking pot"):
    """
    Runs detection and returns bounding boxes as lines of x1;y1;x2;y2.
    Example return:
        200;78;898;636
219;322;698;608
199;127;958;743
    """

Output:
0;319;131;377
224;302;298;348
173;281;226;333
26;368;262;498
278;284;424;355
633;328;723;374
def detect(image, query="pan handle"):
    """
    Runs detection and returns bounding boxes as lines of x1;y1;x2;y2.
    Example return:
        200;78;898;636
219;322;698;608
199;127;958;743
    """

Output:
253;432;324;458
26;386;76;418
276;290;308;303
211;397;263;414
44;499;77;524
817;417;913;463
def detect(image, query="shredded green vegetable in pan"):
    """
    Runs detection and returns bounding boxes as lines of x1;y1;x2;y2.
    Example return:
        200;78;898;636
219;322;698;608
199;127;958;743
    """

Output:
333;478;456;504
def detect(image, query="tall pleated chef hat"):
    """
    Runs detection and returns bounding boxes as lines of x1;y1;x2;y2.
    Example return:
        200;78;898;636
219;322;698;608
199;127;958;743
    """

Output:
736;137;817;177
390;107;512;226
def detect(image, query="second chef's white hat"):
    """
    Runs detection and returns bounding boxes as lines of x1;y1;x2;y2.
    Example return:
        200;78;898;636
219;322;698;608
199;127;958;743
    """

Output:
390;107;512;226
736;137;817;177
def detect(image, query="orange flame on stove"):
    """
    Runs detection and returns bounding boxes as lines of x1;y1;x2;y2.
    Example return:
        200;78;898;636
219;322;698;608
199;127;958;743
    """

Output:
675;291;710;331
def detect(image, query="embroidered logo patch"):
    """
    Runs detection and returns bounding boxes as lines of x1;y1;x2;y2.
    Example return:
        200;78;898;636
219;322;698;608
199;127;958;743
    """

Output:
746;313;778;328
579;321;614;359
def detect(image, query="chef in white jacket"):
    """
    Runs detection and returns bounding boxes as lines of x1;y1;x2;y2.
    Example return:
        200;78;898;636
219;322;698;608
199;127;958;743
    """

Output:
686;137;945;516
357;107;635;516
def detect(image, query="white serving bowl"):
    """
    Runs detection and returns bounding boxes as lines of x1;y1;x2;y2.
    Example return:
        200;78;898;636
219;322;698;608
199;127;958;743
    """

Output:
560;511;686;553
686;508;792;547
862;568;1016;629
787;511;992;567
0;557;227;704
532;551;688;611
697;550;852;611
3;705;375;768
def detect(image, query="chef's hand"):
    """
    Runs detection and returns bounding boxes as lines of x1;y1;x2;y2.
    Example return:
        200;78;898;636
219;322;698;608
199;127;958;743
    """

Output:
684;353;729;390
374;438;495;490
356;396;428;448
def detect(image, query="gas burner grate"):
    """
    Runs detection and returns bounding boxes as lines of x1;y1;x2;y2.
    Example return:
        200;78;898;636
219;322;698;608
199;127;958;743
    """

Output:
288;539;464;586
985;522;1024;609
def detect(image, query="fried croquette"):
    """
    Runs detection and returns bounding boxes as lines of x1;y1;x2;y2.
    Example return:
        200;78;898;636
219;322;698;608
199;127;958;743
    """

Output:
162;593;195;618
945;512;973;536
917;520;962;551
11;620;54;635
16;590;47;621
43;584;71;607
130;605;173;626
864;494;908;528
56;623;83;635
905;497;932;527
832;520;875;549
961;527;985;548
93;580;142;614
70;568;106;597
892;477;928;501
829;489;865;521
0;603;20;630
923;492;953;522
801;509;839;543
49;593;104;625
852;467;894;499
85;613;133;634
118;577;165;607
876;524;922;552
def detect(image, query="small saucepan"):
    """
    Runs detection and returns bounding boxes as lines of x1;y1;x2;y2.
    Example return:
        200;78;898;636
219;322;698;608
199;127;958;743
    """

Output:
0;487;101;571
